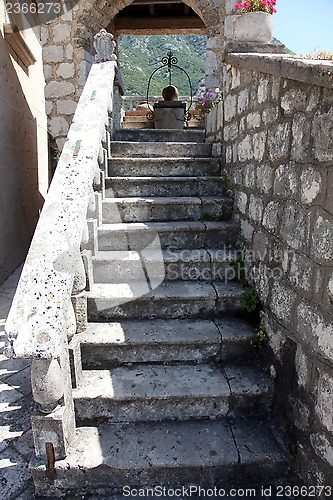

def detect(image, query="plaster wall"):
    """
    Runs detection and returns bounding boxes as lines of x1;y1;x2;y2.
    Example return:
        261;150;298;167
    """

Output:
207;53;333;489
0;2;48;284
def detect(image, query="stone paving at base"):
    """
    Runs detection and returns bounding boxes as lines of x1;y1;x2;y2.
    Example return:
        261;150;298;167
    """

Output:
0;265;36;498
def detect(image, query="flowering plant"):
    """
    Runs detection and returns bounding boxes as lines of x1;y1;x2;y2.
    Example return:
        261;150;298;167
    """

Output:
234;0;277;14
195;90;222;114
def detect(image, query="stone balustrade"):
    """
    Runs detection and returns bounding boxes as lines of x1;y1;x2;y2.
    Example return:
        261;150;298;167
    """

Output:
4;59;118;461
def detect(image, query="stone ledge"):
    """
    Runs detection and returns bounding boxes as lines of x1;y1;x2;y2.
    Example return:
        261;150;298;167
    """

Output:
226;52;333;89
225;42;286;55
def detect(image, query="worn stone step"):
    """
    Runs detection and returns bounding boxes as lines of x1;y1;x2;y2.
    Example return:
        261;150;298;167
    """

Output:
31;418;291;497
122;115;151;122
98;221;238;251
108;157;220;177
78;318;257;369
73;362;273;422
105;176;226;198
92;249;236;283
102;196;233;223
122;114;153;123
113;128;205;143
122;120;152;129
87;280;244;320
110;142;212;158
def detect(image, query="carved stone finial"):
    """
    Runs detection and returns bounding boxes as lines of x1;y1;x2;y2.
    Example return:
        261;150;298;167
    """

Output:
94;29;117;63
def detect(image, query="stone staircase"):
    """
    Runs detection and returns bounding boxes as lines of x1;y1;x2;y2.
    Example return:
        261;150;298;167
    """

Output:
32;129;293;496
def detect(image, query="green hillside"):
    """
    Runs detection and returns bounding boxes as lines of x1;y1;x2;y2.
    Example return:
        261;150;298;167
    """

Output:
118;35;207;96
117;35;290;97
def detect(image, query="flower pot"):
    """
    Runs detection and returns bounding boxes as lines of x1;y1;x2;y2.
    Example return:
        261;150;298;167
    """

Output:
224;11;274;44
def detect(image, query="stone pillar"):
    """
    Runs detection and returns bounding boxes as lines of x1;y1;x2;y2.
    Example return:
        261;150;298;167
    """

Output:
31;339;76;461
205;33;222;91
222;0;286;54
68;253;88;387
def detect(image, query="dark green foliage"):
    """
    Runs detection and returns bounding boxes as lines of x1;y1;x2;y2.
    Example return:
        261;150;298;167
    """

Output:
118;35;207;96
200;213;230;222
220;174;229;188
241;286;259;314
251;321;268;349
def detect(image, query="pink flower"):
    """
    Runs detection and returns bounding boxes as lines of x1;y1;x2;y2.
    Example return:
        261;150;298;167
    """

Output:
234;0;277;14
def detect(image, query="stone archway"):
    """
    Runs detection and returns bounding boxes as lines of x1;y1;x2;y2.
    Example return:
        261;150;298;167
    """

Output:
43;0;225;148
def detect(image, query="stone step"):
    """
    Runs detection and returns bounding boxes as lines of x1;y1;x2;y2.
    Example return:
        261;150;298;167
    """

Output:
110;142;212;158
78;318;257;369
108;157;220;177
98;221;238;251
31;418;291;497
122;115;151;122
92;249;236;283
122;120;152;129
105;176;226;198
113;128;206;143
102;196;233;223
87;280;244;321
73;362;273;422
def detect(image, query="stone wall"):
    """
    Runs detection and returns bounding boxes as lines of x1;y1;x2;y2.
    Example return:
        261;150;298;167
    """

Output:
208;54;333;489
41;6;94;151
0;3;48;284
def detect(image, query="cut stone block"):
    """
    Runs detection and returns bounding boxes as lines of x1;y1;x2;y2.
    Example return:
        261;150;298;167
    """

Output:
102;196;233;223
110;141;212;158
73;364;231;422
105;176;226;198
108;157;220;177
30;418;292;496
98;221;238;251
31;404;75;461
215;317;257;359
78;319;221;367
87;281;244;320
223;362;273;415
113;128;205;143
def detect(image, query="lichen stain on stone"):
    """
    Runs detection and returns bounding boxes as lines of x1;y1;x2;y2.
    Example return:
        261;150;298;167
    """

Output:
300;167;322;204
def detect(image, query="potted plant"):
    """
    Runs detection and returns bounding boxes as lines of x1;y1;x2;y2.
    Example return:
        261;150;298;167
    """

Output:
225;0;277;44
188;91;222;127
194;90;223;116
187;90;222;128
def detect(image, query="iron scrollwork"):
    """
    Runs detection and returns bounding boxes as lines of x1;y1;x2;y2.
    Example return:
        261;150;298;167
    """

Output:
146;51;193;121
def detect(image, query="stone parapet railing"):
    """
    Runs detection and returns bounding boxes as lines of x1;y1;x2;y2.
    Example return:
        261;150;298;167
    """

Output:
226;52;333;90
4;57;118;463
5;60;116;360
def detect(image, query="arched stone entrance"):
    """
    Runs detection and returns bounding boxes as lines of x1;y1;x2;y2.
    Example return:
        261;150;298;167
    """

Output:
43;0;225;149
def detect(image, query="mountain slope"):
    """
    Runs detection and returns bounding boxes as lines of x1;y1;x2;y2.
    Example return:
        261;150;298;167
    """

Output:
118;35;291;97
118;35;207;96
